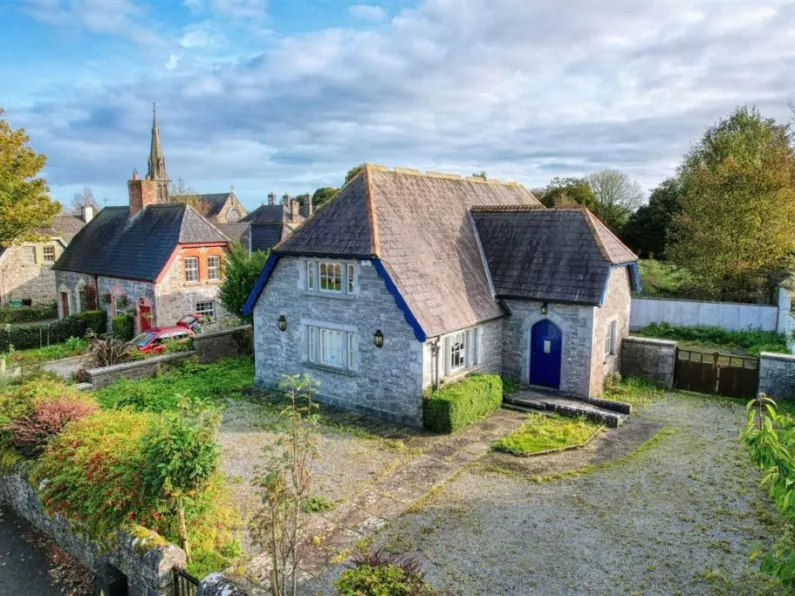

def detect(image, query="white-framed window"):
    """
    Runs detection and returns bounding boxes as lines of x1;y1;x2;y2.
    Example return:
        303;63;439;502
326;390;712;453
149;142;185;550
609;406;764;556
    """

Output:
207;256;221;281
450;332;467;371
43;245;56;262
23;246;36;265
445;326;482;376
307;325;355;370
320;262;342;293
307;261;315;290
196;300;215;318
605;320;617;357
185;257;199;282
347;264;355;293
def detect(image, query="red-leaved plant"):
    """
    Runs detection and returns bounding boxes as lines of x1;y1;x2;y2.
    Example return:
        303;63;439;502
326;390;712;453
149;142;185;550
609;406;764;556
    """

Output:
5;397;97;454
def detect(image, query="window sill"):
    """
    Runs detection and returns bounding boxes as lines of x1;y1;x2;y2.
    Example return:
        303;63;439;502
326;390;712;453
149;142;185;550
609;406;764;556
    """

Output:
304;361;357;377
302;291;356;301
441;364;486;385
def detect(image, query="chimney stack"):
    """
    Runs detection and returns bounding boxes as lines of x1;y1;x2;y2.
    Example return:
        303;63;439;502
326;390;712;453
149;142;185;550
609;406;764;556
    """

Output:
267;192;276;206
128;173;158;217
282;193;290;206
300;197;313;219
81;205;95;223
290;198;299;222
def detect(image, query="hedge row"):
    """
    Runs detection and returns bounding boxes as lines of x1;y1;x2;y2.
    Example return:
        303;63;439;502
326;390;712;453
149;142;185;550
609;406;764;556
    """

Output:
0;302;57;325
0;310;106;352
111;314;135;341
423;374;502;433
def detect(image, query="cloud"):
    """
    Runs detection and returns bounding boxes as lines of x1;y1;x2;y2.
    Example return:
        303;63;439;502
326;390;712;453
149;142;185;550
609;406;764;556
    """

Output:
15;0;795;208
165;53;181;70
349;4;387;22
180;20;225;48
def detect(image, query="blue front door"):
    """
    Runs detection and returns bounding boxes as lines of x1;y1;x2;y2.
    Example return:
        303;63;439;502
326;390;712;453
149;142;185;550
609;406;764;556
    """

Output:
530;320;562;389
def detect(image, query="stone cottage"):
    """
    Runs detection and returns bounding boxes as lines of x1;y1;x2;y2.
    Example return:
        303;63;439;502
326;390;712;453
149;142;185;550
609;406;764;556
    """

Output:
52;108;232;332
0;208;92;306
236;192;313;253
243;165;639;426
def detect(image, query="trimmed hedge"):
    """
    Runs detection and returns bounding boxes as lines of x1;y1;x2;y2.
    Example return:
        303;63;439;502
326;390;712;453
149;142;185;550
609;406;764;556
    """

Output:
0;310;106;352
423;374;502;433
0;302;57;324
111;314;135;341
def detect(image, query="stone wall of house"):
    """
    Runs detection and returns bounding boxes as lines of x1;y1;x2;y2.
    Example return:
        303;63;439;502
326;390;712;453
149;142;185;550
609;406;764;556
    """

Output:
421;317;503;390
54;270;95;318
620;336;677;388
193;325;253;363
87;351;195;389
0;242;64;306
590;266;632;395
501;299;595;397
156;246;231;327
0;467;186;596
252;256;424;426
97;276;155;332
758;352;795;401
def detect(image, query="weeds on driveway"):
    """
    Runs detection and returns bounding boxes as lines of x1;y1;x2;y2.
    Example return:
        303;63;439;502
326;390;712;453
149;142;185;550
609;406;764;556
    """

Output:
493;413;600;456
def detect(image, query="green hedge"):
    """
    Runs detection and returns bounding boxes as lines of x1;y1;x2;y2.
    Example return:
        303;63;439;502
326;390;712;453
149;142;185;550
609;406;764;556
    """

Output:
0;310;106;352
0;302;57;324
423;374;502;433
111;314;135;341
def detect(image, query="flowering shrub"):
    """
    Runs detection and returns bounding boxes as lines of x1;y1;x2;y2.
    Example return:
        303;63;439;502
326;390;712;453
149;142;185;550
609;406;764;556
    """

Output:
4;397;97;454
335;551;438;596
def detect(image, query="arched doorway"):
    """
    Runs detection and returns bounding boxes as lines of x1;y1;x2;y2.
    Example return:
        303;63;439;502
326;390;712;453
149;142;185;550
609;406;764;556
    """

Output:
530;319;562;389
137;297;152;332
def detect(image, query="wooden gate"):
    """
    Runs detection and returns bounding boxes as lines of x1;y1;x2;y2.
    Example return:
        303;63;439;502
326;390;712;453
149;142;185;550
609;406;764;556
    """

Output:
674;349;759;399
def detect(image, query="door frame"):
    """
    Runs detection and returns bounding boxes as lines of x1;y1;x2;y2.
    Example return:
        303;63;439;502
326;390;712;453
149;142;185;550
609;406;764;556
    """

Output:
528;318;563;390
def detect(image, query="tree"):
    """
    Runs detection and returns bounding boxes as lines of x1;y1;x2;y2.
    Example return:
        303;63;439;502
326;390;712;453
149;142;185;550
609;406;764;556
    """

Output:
70;185;101;216
170;178;211;216
620;178;681;258
472;171;488;180
311;187;337;207
0;108;61;245
293;193;311;206
535;177;597;210
587;169;644;231
219;243;270;321
669;106;795;302
344;164;364;184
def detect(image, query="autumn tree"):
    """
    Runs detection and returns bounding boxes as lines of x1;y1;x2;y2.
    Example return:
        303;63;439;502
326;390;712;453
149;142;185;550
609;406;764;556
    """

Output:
0;108;61;245
170;178;211;216
669;106;795;302
588;169;644;231
70;185;101;215
535;176;597;210
620;178;681;258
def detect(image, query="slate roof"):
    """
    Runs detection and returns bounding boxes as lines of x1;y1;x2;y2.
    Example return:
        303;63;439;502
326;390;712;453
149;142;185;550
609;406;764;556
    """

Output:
250;225;283;252
54;204;228;282
196;193;232;218
216;223;250;247
471;206;636;305
243;204;289;225
39;214;88;241
274;166;541;337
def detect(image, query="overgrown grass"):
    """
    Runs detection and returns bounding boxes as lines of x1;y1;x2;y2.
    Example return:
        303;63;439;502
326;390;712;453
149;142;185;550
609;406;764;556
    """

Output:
635;322;788;356
95;356;254;412
1;336;87;368
493;413;601;456
603;376;665;406
637;259;694;298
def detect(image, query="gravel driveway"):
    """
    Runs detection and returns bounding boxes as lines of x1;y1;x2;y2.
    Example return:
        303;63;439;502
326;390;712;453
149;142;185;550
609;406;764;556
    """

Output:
305;393;787;595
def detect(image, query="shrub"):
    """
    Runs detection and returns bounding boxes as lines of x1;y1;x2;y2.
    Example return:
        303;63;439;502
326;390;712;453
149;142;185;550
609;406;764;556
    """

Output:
82;332;137;369
0;374;85;429
4;336;87;368
0;302;57;324
335;551;437;596
0;310;106;352
4;397;97;454
111;314;135;341
423;374;502;433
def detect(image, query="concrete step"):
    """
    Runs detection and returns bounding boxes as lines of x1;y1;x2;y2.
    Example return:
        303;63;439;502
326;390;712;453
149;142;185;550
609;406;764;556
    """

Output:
503;392;629;428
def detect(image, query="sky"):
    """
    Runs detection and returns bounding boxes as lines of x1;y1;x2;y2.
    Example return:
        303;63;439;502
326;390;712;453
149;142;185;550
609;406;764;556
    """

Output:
2;0;795;211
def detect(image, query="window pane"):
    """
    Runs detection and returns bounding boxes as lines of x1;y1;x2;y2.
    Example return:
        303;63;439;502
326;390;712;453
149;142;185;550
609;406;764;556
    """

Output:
308;327;317;361
208;256;220;280
307;261;315;290
43;246;55;262
320;261;342;292
320;328;344;367
450;332;466;370
347;333;354;369
24;247;36;265
347;264;355;292
196;301;214;317
185;258;199;282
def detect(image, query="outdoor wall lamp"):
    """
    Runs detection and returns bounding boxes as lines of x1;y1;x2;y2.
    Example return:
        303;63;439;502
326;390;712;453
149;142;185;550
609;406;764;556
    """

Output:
278;315;287;331
374;329;384;348
541;302;548;316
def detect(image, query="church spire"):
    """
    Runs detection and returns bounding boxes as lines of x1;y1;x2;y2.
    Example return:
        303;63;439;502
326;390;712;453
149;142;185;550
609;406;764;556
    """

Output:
146;102;170;202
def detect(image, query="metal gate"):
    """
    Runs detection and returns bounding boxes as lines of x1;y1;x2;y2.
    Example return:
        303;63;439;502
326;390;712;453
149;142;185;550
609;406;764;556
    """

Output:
174;568;199;596
674;349;759;399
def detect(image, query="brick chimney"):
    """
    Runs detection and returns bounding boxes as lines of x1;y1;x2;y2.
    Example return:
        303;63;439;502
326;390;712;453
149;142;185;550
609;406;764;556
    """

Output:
267;192;276;206
128;169;158;217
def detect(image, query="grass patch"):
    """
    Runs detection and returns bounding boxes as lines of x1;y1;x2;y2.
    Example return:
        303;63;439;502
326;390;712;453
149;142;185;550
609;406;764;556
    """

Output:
1;336;87;368
636;259;694;298
635;322;788;356
493;413;600;456
603;376;665;406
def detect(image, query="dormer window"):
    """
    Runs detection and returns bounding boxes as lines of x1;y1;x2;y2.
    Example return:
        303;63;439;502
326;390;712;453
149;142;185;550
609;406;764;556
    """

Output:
304;259;357;295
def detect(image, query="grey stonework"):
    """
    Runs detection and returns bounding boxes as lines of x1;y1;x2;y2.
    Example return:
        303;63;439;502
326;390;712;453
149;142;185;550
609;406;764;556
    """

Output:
0;242;64;306
156;250;230;327
54;270;95;318
759;352;795;400
253;257;424;426
97;276;155;331
193;325;252;364
0;467;186;596
87;351;195;389
620;336;677;388
590;266;632;395
198;574;249;596
502;299;595;397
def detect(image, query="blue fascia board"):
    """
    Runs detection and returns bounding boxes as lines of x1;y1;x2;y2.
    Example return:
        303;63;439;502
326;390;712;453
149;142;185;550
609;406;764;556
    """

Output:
242;252;279;316
372;258;427;342
599;262;641;307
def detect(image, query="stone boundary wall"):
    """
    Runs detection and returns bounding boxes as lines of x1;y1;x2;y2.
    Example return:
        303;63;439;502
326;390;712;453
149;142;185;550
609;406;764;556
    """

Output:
198;573;249;595
0;467;186;596
759;352;795;401
630;297;781;333
620;336;677;388
87;351;196;389
193;325;253;364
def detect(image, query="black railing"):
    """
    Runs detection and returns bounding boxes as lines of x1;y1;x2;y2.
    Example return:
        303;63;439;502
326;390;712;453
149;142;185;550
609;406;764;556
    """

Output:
174;568;200;596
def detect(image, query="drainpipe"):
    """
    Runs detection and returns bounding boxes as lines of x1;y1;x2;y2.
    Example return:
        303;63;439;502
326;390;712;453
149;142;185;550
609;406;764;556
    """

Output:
430;337;441;390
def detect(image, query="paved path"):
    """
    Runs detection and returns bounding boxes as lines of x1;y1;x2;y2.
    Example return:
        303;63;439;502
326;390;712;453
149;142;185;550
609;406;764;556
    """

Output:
0;507;62;596
42;355;84;379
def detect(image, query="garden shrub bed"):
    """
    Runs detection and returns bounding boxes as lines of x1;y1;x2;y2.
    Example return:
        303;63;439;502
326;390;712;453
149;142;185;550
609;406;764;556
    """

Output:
423;374;502;433
0;310;105;352
2;336;87;368
0;302;57;324
635;322;788;356
493;413;601;456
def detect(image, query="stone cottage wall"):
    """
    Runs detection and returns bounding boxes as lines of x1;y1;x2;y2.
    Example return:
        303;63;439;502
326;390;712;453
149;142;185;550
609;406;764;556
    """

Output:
590;266;632;395
0;467;186;596
501;299;595;397
252;256;424;426
758;352;795;401
54;270;95;318
620;336;677;388
193;325;252;363
97;276;155;331
0;242;64;306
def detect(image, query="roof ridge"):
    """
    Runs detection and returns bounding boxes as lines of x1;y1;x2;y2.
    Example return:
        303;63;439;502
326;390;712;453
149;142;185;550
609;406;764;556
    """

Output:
471;204;547;212
581;209;612;262
364;164;381;256
365;163;528;188
584;209;638;261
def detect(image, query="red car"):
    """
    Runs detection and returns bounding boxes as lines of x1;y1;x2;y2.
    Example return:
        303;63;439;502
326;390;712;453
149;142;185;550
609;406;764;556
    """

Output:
175;313;205;333
131;326;194;355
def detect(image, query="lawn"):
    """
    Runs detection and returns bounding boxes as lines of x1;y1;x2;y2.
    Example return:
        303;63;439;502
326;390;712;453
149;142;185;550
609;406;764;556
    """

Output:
636;259;694;298
493;413;600;456
1;336;87;368
634;321;789;356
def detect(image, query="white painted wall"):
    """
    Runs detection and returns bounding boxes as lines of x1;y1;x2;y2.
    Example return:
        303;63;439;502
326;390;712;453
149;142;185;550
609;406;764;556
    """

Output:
630;297;779;332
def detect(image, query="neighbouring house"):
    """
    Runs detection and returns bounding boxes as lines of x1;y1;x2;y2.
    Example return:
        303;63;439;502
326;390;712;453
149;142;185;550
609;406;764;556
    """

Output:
190;191;249;224
52;107;232;333
243;165;640;426
0;208;93;306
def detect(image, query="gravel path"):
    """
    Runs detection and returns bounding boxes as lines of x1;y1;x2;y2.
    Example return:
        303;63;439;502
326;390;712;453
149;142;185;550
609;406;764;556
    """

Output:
305;393;787;595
